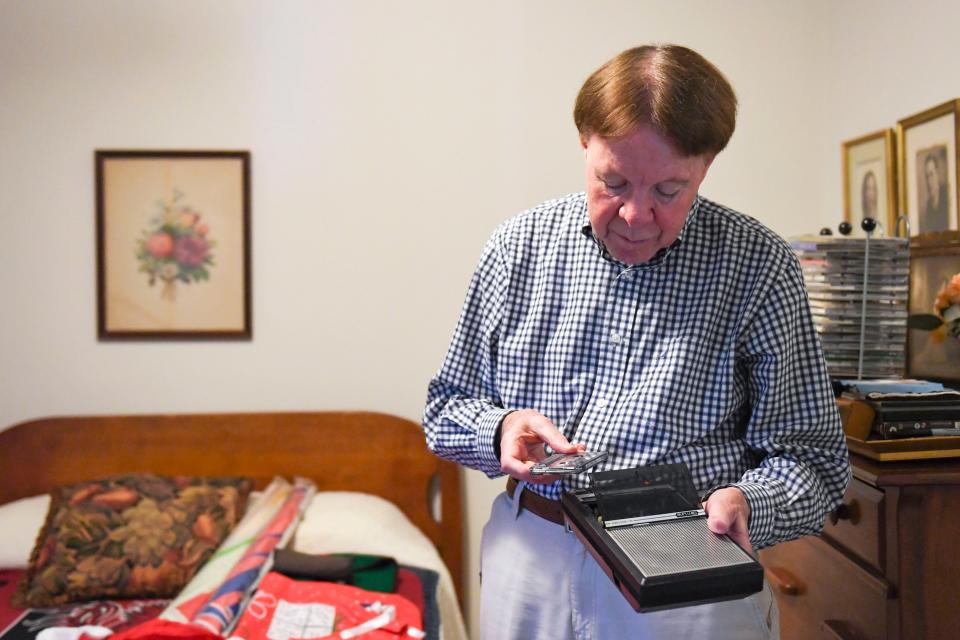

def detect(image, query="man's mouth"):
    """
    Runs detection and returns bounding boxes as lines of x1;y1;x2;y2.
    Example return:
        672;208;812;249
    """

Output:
613;230;660;244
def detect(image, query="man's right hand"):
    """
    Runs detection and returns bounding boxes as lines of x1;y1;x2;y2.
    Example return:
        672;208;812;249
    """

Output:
499;409;585;483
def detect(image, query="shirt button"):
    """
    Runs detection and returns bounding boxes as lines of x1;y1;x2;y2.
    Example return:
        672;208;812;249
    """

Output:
597;397;609;408
611;331;622;345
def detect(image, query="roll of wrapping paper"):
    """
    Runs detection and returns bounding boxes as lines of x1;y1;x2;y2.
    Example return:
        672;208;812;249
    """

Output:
161;477;295;623
191;477;316;635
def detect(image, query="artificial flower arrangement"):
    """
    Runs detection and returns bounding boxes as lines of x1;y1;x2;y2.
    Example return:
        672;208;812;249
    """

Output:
135;190;215;300
908;272;960;341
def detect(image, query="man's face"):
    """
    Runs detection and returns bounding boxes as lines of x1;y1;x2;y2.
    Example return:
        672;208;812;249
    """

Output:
926;158;940;198
863;173;878;212
583;126;713;265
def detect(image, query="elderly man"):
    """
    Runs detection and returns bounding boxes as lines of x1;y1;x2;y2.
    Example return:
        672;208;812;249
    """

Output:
423;44;849;639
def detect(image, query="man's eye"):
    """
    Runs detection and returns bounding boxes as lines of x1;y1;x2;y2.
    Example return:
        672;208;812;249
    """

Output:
602;179;626;191
655;185;681;198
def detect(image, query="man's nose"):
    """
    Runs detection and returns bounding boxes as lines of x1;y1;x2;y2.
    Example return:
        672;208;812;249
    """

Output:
618;193;654;226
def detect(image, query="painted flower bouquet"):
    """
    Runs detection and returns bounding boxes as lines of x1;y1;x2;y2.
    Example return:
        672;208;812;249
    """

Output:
136;190;215;299
907;272;960;341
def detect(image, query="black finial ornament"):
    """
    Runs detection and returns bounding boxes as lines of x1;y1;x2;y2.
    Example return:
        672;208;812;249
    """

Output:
819;227;833;236
838;221;852;236
861;217;877;234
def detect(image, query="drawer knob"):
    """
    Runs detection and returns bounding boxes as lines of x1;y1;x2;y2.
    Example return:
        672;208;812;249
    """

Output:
828;500;860;525
766;566;805;596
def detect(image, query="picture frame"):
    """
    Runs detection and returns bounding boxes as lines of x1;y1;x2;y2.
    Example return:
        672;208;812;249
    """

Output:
897;99;960;237
907;233;960;384
95;150;252;339
843;128;898;235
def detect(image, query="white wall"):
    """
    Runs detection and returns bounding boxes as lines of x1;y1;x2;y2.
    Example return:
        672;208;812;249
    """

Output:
3;2;957;638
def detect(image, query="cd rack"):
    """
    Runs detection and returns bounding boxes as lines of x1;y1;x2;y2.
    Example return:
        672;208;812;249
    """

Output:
790;220;909;379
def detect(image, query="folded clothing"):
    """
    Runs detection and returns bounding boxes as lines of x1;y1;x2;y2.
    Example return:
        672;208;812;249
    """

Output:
272;550;398;593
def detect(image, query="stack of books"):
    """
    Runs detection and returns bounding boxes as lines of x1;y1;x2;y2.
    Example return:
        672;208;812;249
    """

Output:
790;236;909;378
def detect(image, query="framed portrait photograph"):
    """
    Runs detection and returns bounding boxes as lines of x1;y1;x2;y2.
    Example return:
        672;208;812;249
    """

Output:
897;99;960;237
843;128;897;235
95;150;252;339
907;234;960;383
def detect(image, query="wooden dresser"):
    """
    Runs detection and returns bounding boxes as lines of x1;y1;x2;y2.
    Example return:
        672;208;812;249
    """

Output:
759;454;960;640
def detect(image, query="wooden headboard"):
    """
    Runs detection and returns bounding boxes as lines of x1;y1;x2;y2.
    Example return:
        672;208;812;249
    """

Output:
0;411;463;601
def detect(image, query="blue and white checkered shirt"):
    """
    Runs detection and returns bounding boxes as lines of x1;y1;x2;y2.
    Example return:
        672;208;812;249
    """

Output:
423;192;850;549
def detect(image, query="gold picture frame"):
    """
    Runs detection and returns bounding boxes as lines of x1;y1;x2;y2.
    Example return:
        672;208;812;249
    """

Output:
95;150;252;339
843;128;897;235
897;99;960;238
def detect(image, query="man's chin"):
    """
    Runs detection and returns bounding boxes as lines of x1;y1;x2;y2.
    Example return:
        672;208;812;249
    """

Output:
607;241;659;265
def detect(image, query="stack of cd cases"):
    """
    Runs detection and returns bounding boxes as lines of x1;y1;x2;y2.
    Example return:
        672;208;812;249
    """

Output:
790;235;909;378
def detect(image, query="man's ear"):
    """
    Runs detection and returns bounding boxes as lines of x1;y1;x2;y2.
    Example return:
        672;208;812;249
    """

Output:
703;153;716;172
580;134;590;151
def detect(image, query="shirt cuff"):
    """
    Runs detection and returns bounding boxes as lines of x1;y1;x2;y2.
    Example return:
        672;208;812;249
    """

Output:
701;481;775;549
476;407;514;477
731;481;776;549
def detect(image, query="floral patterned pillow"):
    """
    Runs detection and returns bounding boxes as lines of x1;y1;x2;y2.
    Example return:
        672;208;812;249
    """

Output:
13;474;251;608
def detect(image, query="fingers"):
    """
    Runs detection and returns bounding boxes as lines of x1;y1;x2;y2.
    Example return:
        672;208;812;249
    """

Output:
499;445;541;481
503;410;580;452
499;409;585;481
535;423;583;455
704;487;754;556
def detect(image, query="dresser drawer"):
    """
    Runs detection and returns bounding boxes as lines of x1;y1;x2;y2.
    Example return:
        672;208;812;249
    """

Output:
761;536;891;640
821;477;884;571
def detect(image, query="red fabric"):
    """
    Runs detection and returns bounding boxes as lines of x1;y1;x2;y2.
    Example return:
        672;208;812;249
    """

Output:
1;588;165;640
231;572;422;640
0;569;429;640
393;569;424;614
1;570;166;639
109;619;220;640
0;571;26;633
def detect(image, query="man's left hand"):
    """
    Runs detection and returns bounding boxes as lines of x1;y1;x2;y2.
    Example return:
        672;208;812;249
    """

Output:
703;487;754;556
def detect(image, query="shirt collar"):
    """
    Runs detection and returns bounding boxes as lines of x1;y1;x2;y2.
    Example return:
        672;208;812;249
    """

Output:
580;195;702;271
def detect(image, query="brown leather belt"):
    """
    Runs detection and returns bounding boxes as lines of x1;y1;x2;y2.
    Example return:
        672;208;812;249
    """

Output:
506;477;565;526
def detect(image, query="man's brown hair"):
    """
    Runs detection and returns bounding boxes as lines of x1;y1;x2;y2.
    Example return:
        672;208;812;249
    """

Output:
574;44;737;157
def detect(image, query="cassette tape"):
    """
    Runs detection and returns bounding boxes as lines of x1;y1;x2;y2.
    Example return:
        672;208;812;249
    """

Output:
530;450;608;476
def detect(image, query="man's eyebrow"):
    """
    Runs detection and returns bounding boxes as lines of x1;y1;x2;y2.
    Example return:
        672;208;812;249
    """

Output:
596;170;627;182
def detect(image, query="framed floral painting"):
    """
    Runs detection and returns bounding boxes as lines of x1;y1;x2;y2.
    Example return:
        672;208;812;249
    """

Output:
95;150;251;339
907;233;960;383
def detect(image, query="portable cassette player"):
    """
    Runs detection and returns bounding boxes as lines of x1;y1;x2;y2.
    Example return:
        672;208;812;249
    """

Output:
560;463;764;612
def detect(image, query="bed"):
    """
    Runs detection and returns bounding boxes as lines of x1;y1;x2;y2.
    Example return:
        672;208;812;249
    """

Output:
0;411;467;640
